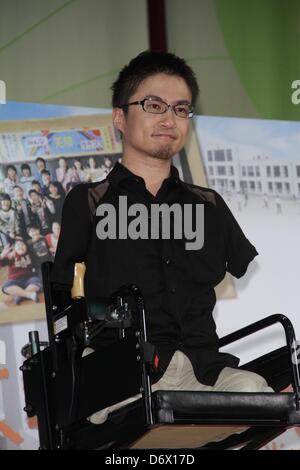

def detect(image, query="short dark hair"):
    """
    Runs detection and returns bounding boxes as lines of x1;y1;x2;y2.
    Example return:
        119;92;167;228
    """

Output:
31;180;41;187
41;169;50;176
35;157;46;165
27;225;40;234
6;164;17;173
21;163;31;173
111;50;199;108
49;181;60;190
0;193;11;202
28;189;40;197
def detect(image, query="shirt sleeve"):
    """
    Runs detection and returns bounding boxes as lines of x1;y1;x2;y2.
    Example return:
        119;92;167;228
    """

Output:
50;183;92;288
215;192;258;279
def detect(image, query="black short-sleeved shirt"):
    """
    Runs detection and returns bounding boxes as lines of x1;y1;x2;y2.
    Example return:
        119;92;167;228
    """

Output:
51;162;258;385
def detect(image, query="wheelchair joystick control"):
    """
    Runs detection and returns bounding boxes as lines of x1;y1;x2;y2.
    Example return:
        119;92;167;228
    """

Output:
71;262;86;299
29;331;40;356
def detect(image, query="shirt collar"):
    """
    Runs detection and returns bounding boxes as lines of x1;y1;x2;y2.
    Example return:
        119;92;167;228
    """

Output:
107;162;180;187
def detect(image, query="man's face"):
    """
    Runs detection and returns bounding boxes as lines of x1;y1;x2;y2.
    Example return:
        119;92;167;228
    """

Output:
14;241;27;256
37;160;45;171
30;192;40;203
113;73;192;161
8;168;17;179
42;174;51;185
49;183;58;196
14;187;23;200
1;199;11;211
52;222;60;237
32;184;41;193
29;228;39;240
104;158;112;168
22;168;30;177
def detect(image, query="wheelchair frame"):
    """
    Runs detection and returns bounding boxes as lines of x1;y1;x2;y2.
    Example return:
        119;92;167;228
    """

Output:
21;262;300;450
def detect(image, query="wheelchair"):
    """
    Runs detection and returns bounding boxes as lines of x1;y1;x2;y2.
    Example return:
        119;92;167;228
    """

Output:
21;261;300;450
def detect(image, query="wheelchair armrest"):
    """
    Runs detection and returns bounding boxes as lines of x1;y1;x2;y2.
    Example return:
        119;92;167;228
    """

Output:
219;314;300;401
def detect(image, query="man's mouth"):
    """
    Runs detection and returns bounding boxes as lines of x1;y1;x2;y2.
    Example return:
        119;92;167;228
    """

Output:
152;133;177;140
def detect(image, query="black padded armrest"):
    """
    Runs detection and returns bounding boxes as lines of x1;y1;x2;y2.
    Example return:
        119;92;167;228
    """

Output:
153;390;300;426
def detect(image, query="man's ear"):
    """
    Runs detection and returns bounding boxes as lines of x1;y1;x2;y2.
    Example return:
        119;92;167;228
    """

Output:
112;107;125;134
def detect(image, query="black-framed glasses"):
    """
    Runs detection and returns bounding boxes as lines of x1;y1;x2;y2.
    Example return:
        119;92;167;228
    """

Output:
120;97;194;119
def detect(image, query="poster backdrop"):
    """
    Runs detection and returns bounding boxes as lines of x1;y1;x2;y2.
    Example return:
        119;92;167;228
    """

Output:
0;129;121;323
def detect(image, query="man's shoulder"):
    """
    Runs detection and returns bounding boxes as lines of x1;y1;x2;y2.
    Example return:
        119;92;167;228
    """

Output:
66;179;109;197
65;180;111;213
181;181;219;206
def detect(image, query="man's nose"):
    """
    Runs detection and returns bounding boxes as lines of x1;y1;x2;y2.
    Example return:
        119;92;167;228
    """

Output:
159;107;177;126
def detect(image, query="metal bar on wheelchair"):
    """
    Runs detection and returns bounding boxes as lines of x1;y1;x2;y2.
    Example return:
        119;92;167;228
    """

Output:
113;284;154;426
131;285;154;426
219;314;300;405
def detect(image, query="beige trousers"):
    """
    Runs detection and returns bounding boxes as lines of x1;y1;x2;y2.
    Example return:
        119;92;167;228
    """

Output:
88;349;273;425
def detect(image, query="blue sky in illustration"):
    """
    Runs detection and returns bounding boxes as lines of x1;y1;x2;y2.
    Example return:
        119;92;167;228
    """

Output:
0;101;110;121
195;115;300;161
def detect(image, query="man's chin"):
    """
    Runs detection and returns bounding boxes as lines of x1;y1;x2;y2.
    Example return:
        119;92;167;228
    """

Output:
150;145;176;160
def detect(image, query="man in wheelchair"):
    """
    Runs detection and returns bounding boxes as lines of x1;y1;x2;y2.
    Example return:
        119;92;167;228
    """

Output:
22;51;300;450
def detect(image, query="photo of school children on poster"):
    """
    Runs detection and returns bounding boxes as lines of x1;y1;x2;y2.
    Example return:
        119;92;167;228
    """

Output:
0;153;120;318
